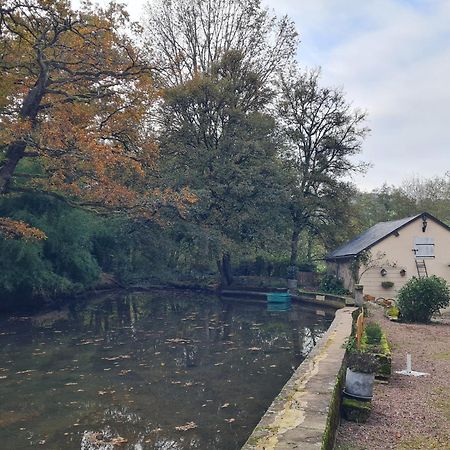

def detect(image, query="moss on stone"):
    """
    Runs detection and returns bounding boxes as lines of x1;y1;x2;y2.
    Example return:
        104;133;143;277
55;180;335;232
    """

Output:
321;365;345;450
341;397;372;423
360;330;391;378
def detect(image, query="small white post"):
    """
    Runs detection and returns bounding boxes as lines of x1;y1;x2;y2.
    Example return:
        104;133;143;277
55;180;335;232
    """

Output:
406;353;412;374
396;353;428;377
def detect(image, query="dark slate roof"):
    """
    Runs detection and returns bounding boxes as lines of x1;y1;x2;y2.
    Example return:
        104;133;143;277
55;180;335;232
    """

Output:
326;214;422;260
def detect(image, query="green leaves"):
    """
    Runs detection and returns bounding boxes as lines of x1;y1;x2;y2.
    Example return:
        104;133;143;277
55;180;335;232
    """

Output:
397;276;450;323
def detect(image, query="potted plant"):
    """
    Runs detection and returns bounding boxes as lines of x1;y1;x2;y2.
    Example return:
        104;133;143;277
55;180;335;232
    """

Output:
286;265;298;290
345;350;379;400
381;281;394;289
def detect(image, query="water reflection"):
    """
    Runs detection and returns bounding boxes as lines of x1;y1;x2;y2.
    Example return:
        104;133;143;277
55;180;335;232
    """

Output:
0;291;334;449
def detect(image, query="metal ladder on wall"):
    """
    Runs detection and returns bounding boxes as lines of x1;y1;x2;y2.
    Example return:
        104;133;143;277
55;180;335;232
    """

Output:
415;259;428;278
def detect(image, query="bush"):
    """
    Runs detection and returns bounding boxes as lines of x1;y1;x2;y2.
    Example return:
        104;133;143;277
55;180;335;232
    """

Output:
365;322;382;345
320;273;349;295
397;276;450;323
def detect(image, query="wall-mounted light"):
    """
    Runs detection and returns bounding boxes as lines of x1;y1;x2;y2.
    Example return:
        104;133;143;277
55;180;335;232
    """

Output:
421;213;427;232
400;269;406;277
380;268;387;277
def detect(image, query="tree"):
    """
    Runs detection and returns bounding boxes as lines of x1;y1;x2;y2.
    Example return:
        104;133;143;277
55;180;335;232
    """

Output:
277;68;369;266
159;51;283;285
143;0;297;86
0;0;191;238
400;173;450;224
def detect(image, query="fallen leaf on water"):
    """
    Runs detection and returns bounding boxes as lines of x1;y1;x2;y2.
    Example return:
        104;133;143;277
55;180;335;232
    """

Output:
166;338;192;345
102;355;131;361
221;403;230;408
225;418;235;423
110;436;128;445
65;382;78;386
248;347;262;351
175;421;197;431
97;390;115;396
16;370;36;375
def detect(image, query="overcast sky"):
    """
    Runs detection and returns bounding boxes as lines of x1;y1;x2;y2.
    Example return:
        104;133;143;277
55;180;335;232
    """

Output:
80;0;450;191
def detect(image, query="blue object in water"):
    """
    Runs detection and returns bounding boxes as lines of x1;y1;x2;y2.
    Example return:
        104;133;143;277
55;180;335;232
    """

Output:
266;292;291;303
267;302;292;312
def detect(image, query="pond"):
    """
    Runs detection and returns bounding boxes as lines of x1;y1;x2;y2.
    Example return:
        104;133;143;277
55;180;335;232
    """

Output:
0;290;334;449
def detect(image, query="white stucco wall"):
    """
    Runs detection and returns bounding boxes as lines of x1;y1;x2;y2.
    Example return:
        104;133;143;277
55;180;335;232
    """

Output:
359;216;450;300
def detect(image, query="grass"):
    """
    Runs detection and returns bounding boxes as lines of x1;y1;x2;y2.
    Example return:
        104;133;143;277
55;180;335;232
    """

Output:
433;350;450;361
397;436;450;449
429;386;450;421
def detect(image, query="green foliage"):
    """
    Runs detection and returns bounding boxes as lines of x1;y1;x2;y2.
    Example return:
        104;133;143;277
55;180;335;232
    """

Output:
397;276;450;323
0;193;101;301
381;281;394;289
346;350;379;374
160;51;285;277
320;274;349;295
364;322;382;345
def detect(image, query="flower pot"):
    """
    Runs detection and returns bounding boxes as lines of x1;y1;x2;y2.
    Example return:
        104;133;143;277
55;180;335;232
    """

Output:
344;368;375;400
287;279;298;290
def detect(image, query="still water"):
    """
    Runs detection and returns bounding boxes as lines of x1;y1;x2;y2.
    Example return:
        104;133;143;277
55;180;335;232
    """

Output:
0;290;333;449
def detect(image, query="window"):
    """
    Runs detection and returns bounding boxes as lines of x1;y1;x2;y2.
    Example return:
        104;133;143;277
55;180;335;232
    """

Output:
413;237;435;258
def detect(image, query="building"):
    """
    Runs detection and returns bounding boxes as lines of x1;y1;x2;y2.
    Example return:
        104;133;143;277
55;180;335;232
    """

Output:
325;212;450;300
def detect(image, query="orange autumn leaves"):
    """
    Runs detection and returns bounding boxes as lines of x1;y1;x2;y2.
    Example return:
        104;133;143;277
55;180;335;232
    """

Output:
0;218;46;240
0;0;196;238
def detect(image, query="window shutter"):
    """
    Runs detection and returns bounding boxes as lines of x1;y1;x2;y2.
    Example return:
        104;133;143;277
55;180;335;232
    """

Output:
414;237;434;258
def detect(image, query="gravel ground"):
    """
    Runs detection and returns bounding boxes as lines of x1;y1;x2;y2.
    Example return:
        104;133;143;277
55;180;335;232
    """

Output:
335;305;450;450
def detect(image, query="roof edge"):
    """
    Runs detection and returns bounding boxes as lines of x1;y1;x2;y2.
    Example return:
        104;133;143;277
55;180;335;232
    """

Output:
325;212;450;261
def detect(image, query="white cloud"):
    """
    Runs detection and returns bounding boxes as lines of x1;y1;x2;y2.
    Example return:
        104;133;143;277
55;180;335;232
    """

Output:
270;0;450;190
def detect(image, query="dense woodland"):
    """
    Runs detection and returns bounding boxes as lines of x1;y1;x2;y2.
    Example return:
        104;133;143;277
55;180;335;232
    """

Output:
1;0;449;306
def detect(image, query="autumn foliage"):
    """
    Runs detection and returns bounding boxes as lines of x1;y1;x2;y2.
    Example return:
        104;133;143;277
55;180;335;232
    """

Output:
0;0;194;238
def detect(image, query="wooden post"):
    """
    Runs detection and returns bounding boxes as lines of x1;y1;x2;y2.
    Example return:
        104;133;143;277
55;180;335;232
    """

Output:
356;312;364;349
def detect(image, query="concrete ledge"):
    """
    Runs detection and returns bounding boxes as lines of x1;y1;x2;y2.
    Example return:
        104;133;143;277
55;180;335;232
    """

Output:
242;307;354;450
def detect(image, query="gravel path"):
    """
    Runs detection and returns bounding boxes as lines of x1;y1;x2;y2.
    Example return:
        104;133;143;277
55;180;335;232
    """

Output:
335;305;450;450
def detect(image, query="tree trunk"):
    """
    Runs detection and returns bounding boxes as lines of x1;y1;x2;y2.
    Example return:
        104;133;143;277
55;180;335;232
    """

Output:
0;141;27;194
307;234;313;264
217;252;233;286
0;66;48;194
289;228;301;266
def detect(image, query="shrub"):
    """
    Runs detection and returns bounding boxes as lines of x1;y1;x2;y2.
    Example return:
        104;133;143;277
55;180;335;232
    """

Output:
397;276;450;323
320;273;349;295
365;322;382;345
